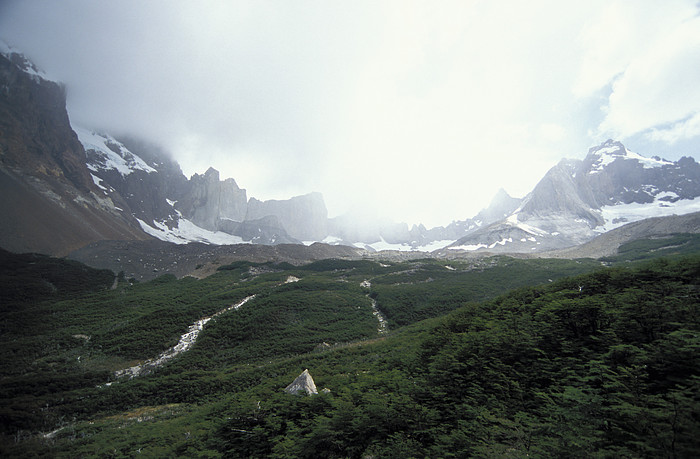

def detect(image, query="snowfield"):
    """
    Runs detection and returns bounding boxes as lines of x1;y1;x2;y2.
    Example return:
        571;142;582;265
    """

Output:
596;195;700;233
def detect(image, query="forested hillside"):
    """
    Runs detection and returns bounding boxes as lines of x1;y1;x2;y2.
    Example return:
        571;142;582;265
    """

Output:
1;248;698;457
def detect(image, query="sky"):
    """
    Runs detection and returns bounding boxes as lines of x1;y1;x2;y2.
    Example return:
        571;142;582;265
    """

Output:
1;0;699;228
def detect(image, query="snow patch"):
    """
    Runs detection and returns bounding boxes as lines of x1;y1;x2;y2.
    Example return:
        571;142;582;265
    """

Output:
489;237;513;248
314;235;452;252
448;243;488;252
90;173;109;192
506;212;549;236
137;218;247;245
363;237;452;252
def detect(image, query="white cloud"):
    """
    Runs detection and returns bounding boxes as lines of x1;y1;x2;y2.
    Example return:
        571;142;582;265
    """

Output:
647;113;700;144
592;5;700;141
573;0;697;98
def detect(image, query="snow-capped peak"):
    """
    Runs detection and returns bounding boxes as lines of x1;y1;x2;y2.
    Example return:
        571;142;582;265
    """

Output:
0;41;57;83
74;126;157;176
588;139;672;174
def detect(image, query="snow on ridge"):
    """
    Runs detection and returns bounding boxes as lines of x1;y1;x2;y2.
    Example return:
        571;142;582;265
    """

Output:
74;126;156;176
359;237;453;253
625;148;673;169
0;41;57;83
590;144;672;174
137;217;247;245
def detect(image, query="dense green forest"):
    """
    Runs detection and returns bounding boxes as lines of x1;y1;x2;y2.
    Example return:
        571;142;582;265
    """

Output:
0;240;698;457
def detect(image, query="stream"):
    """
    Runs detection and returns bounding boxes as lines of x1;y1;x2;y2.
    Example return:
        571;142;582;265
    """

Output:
361;280;388;334
114;295;256;379
110;275;384;381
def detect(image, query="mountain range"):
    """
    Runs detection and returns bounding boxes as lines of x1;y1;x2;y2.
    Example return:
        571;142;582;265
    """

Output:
2;46;700;259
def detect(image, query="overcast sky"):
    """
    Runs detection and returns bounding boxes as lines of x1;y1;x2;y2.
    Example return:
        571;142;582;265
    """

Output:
2;1;699;227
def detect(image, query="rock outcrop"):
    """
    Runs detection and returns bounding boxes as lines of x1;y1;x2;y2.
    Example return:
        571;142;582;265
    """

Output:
246;193;328;241
284;369;318;395
176;167;248;230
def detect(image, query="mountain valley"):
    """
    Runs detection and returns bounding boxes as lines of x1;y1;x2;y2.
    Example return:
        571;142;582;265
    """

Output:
2;44;700;458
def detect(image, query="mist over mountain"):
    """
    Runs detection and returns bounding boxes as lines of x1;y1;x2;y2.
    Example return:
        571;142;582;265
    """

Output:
1;47;700;259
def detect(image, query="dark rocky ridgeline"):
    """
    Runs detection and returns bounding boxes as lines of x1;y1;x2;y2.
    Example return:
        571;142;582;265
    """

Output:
83;135;301;244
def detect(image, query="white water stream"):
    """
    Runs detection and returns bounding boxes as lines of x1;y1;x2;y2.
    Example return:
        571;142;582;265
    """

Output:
361;280;388;334
114;295;255;379
370;297;389;334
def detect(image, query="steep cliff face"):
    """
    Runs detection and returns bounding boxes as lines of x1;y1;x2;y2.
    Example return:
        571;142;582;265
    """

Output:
0;50;92;192
0;49;149;256
246;192;328;241
176;167;248;230
518;158;604;232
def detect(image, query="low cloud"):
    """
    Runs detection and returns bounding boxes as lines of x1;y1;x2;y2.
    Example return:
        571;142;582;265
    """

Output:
1;1;699;227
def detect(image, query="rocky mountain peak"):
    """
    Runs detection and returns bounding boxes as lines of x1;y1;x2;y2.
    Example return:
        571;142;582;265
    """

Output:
582;139;673;176
474;188;523;225
587;138;625;155
203;167;220;180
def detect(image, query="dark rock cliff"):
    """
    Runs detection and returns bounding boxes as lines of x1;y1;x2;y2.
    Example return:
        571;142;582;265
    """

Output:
0;52;149;255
